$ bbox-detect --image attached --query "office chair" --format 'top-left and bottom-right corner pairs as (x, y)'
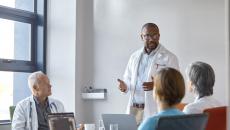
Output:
(9, 106), (16, 121)
(155, 113), (208, 130)
(204, 106), (227, 130)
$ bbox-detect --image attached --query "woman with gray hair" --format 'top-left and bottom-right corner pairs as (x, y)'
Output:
(183, 61), (222, 114)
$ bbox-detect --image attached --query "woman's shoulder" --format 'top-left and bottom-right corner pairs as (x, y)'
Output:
(183, 102), (203, 114)
(138, 116), (158, 130)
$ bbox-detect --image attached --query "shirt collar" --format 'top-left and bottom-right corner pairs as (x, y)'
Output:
(143, 43), (161, 56)
(33, 96), (49, 106)
(158, 108), (179, 114)
(194, 95), (212, 102)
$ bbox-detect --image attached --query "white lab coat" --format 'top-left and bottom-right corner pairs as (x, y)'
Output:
(123, 44), (179, 120)
(183, 96), (222, 114)
(12, 95), (65, 130)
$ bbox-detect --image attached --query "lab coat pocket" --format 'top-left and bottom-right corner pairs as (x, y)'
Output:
(155, 52), (169, 71)
(155, 63), (167, 71)
(150, 63), (167, 76)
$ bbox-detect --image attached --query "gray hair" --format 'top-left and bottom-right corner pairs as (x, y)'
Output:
(28, 71), (45, 91)
(186, 61), (215, 98)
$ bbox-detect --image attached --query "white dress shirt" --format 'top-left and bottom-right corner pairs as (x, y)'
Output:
(133, 47), (158, 104)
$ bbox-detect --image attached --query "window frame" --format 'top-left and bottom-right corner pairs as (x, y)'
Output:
(0, 0), (47, 73)
(0, 0), (47, 122)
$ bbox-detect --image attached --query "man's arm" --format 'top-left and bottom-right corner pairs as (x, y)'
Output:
(12, 103), (27, 130)
(121, 55), (135, 93)
(167, 54), (180, 70)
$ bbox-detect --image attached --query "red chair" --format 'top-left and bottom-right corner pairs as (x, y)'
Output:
(203, 106), (227, 130)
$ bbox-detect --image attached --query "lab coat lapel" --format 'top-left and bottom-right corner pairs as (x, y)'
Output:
(132, 49), (143, 89)
(29, 96), (38, 130)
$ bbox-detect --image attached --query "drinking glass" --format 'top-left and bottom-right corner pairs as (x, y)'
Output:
(109, 124), (118, 130)
(99, 127), (105, 130)
(98, 120), (105, 130)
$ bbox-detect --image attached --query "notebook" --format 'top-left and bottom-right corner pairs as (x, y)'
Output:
(47, 112), (76, 130)
(102, 114), (137, 130)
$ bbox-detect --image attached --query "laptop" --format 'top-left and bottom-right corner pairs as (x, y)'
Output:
(102, 114), (137, 130)
(47, 112), (76, 130)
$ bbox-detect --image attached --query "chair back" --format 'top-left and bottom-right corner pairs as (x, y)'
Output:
(9, 106), (16, 121)
(155, 113), (208, 130)
(203, 106), (227, 130)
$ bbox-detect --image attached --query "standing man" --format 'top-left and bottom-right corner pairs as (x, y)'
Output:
(117, 23), (179, 124)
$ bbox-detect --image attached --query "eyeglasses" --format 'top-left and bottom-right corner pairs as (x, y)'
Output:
(142, 33), (159, 40)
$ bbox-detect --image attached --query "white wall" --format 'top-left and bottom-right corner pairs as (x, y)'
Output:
(82, 0), (228, 122)
(47, 0), (229, 126)
(75, 0), (95, 123)
(46, 0), (76, 115)
(228, 0), (230, 129)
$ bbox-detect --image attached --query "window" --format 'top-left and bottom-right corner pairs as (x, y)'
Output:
(0, 18), (31, 61)
(0, 0), (47, 120)
(0, 0), (34, 12)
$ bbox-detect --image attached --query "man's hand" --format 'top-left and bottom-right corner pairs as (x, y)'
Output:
(76, 124), (84, 130)
(143, 76), (154, 91)
(143, 81), (154, 91)
(117, 79), (127, 92)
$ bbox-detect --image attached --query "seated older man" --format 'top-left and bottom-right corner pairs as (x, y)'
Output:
(12, 71), (65, 130)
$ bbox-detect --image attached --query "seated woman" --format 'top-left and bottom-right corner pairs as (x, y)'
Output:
(138, 67), (185, 130)
(183, 61), (222, 114)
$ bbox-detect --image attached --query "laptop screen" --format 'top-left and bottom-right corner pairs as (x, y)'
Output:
(48, 112), (76, 130)
(102, 114), (137, 130)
